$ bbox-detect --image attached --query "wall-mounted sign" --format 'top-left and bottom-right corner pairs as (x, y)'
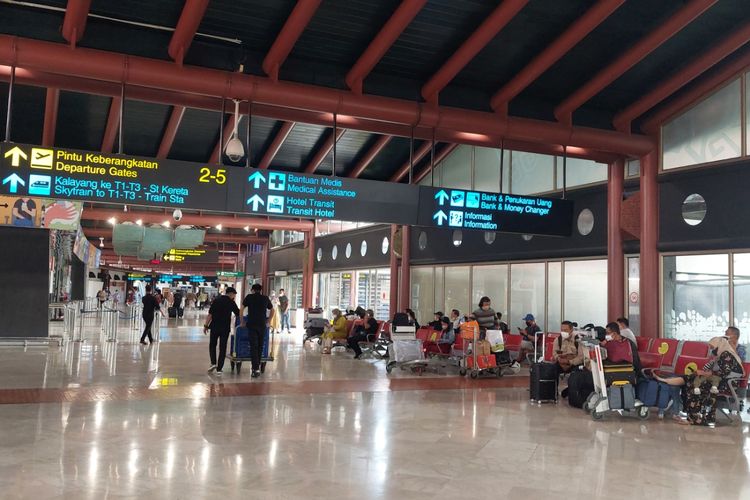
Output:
(217, 271), (244, 278)
(0, 194), (82, 230)
(189, 275), (207, 282)
(417, 187), (574, 237)
(0, 143), (574, 236)
(162, 248), (218, 263)
(127, 273), (150, 281)
(158, 274), (184, 282)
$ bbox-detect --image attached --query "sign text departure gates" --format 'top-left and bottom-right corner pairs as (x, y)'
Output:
(0, 143), (573, 236)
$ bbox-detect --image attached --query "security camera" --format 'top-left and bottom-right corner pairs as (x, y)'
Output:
(173, 209), (183, 221)
(225, 137), (245, 163)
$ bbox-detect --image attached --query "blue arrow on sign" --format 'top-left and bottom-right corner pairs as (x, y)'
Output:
(433, 210), (447, 226)
(2, 173), (25, 193)
(248, 171), (266, 189)
(246, 194), (265, 212)
(434, 189), (449, 205)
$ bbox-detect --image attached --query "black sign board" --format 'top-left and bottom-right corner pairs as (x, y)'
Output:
(417, 186), (574, 237)
(0, 143), (574, 236)
(162, 248), (219, 263)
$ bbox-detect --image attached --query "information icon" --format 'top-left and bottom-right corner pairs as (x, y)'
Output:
(449, 211), (464, 227)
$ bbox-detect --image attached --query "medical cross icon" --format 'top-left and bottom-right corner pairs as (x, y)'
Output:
(269, 172), (286, 191)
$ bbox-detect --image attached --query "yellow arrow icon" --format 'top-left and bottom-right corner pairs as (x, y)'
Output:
(4, 146), (28, 167)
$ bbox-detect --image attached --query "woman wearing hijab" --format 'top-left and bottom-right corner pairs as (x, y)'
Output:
(657, 336), (744, 426)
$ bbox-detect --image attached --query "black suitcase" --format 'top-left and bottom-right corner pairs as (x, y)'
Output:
(567, 369), (595, 408)
(168, 307), (177, 318)
(603, 362), (636, 386)
(530, 362), (558, 403)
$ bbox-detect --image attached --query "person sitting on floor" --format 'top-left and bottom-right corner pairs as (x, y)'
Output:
(348, 309), (379, 359)
(424, 316), (456, 356)
(656, 336), (745, 426)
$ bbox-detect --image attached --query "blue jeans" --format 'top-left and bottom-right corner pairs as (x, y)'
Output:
(281, 311), (290, 331)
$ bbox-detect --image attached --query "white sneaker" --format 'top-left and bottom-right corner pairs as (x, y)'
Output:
(710, 386), (719, 394)
(207, 365), (216, 373)
(215, 370), (223, 375)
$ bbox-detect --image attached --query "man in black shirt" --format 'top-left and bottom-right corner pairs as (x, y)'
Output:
(204, 287), (240, 375)
(348, 309), (379, 359)
(140, 285), (161, 345)
(242, 283), (274, 378)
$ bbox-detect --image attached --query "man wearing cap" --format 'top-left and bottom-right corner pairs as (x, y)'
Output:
(516, 313), (542, 364)
(204, 287), (241, 375)
(242, 283), (275, 378)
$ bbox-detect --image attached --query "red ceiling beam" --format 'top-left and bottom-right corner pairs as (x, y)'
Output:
(81, 208), (314, 231)
(348, 135), (393, 178)
(262, 0), (322, 81)
(413, 143), (459, 184)
(61, 0), (92, 47)
(421, 0), (528, 103)
(168, 0), (211, 64)
(490, 0), (625, 114)
(101, 96), (121, 153)
(209, 116), (237, 164)
(642, 49), (750, 134)
(390, 140), (432, 182)
(554, 0), (718, 124)
(42, 87), (59, 147)
(304, 128), (347, 174)
(156, 106), (185, 159)
(345, 0), (427, 93)
(0, 36), (653, 156)
(258, 121), (296, 169)
(614, 22), (750, 132)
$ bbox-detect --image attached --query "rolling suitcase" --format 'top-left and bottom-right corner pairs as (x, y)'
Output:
(603, 362), (636, 386)
(168, 307), (177, 318)
(530, 332), (558, 403)
(232, 326), (252, 359)
(567, 369), (595, 409)
(607, 382), (636, 410)
(636, 379), (672, 410)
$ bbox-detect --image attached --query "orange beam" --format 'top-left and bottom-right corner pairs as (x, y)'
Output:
(101, 96), (121, 153)
(61, 0), (92, 47)
(258, 121), (296, 169)
(390, 140), (432, 182)
(42, 87), (59, 147)
(168, 0), (211, 64)
(156, 106), (185, 159)
(413, 143), (459, 184)
(304, 128), (346, 174)
(209, 116), (236, 164)
(262, 0), (322, 80)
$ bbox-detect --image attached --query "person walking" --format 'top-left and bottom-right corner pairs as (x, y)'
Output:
(140, 285), (161, 345)
(242, 284), (274, 378)
(278, 288), (291, 334)
(203, 287), (241, 375)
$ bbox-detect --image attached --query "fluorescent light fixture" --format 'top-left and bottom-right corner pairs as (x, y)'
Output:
(108, 217), (117, 225)
(162, 220), (170, 227)
(243, 225), (250, 232)
(135, 219), (143, 226)
(215, 224), (223, 231)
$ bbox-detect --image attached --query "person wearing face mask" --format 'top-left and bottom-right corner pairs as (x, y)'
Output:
(656, 337), (744, 426)
(552, 321), (584, 377)
(616, 317), (637, 344)
(472, 297), (499, 338)
(725, 327), (746, 361)
(516, 313), (541, 365)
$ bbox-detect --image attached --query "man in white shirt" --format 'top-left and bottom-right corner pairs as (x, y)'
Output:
(617, 317), (637, 345)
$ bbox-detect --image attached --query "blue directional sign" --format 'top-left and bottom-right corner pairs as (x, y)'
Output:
(247, 194), (265, 211)
(2, 173), (25, 193)
(268, 172), (286, 191)
(434, 189), (449, 206)
(433, 210), (447, 226)
(450, 190), (465, 207)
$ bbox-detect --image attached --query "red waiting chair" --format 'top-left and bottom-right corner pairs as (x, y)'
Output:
(679, 340), (710, 358)
(638, 352), (663, 370)
(636, 337), (652, 353)
(671, 355), (711, 376)
(648, 338), (680, 369)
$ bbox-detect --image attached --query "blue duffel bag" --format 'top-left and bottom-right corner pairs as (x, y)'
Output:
(636, 379), (672, 409)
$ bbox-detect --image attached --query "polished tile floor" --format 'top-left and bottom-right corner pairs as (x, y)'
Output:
(0, 309), (748, 499)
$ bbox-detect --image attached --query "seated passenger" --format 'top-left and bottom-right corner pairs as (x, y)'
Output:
(322, 308), (348, 354)
(516, 313), (541, 364)
(450, 309), (462, 333)
(657, 337), (745, 426)
(348, 309), (379, 359)
(496, 312), (509, 335)
(603, 322), (635, 364)
(616, 317), (637, 344)
(553, 320), (583, 376)
(405, 308), (420, 329)
(726, 326), (746, 361)
(424, 316), (455, 356)
(428, 311), (444, 331)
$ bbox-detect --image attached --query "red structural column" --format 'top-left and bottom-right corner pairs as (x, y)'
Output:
(302, 230), (315, 309)
(399, 225), (411, 311)
(640, 150), (659, 338)
(42, 88), (59, 147)
(607, 159), (625, 321)
(389, 225), (399, 318)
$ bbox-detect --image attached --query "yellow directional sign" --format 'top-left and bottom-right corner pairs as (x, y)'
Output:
(30, 148), (54, 169)
(3, 146), (27, 167)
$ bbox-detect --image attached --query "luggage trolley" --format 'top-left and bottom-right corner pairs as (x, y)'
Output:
(228, 316), (276, 375)
(459, 325), (503, 379)
(385, 325), (429, 375)
(582, 340), (649, 420)
(303, 308), (328, 345)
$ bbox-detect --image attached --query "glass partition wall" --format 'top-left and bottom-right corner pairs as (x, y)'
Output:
(411, 258), (609, 332)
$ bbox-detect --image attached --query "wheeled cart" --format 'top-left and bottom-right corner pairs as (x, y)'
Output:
(582, 341), (649, 421)
(227, 324), (275, 375)
(458, 325), (503, 379)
